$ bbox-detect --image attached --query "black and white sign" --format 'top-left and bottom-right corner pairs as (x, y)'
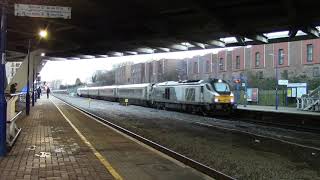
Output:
(14, 4), (71, 19)
(278, 79), (289, 86)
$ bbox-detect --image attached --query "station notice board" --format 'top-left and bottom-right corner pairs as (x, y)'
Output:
(247, 88), (259, 102)
(287, 83), (307, 98)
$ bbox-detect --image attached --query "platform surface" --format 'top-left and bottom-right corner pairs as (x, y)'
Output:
(237, 104), (320, 116)
(0, 97), (211, 180)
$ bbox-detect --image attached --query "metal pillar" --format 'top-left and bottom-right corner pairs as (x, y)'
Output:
(275, 60), (279, 110)
(32, 58), (35, 106)
(26, 40), (31, 115)
(0, 6), (7, 156)
(236, 82), (240, 105)
(244, 79), (247, 107)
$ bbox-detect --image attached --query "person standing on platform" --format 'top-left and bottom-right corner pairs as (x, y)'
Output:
(37, 87), (41, 99)
(9, 83), (17, 94)
(46, 87), (51, 99)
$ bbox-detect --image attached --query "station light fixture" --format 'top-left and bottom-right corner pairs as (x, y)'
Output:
(39, 29), (48, 38)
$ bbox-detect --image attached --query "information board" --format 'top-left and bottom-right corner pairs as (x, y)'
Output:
(247, 88), (259, 102)
(14, 4), (71, 19)
(287, 83), (307, 98)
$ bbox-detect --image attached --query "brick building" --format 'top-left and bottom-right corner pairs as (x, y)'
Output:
(114, 39), (320, 85)
(187, 39), (320, 82)
(130, 63), (145, 84)
(114, 64), (131, 85)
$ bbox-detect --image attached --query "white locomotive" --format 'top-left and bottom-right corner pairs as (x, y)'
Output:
(77, 79), (235, 112)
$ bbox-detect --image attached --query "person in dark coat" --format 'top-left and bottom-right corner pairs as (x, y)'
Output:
(46, 87), (51, 99)
(10, 83), (17, 94)
(37, 87), (41, 98)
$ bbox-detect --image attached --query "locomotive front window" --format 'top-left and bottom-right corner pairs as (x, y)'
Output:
(212, 82), (230, 93)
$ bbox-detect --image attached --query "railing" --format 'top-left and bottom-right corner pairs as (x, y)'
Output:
(5, 93), (24, 147)
(305, 86), (320, 98)
(296, 86), (320, 112)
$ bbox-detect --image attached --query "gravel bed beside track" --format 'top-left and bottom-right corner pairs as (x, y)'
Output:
(54, 94), (320, 180)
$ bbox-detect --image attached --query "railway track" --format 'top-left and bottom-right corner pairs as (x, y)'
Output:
(54, 92), (320, 134)
(54, 95), (236, 180)
(193, 122), (320, 152)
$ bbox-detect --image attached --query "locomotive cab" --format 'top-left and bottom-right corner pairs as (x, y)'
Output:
(205, 79), (235, 110)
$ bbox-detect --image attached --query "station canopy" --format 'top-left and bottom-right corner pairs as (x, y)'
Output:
(3, 0), (320, 61)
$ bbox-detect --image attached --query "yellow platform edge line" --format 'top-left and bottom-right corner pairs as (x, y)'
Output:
(51, 99), (123, 180)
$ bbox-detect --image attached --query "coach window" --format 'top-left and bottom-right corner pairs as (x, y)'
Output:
(165, 88), (170, 99)
(307, 44), (313, 62)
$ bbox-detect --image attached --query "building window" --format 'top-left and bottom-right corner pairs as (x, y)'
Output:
(255, 52), (260, 67)
(235, 56), (240, 69)
(205, 60), (210, 73)
(307, 44), (313, 62)
(256, 71), (263, 79)
(219, 58), (224, 71)
(278, 49), (284, 65)
(281, 70), (288, 79)
(193, 62), (198, 73)
(313, 67), (320, 77)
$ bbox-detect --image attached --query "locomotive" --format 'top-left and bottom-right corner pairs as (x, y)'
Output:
(77, 79), (236, 113)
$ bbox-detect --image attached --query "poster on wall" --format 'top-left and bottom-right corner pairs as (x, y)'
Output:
(287, 88), (292, 97)
(291, 88), (297, 98)
(247, 88), (252, 101)
(297, 87), (307, 98)
(247, 88), (259, 102)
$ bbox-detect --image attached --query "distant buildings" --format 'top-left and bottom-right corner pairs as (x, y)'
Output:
(115, 63), (132, 85)
(115, 59), (186, 85)
(114, 39), (320, 85)
(49, 80), (63, 90)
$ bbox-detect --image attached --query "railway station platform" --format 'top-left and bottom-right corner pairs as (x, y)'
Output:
(237, 105), (320, 116)
(235, 104), (320, 132)
(0, 97), (211, 180)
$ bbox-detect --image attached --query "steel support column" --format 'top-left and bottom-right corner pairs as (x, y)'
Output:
(0, 6), (7, 156)
(32, 58), (35, 106)
(26, 40), (31, 115)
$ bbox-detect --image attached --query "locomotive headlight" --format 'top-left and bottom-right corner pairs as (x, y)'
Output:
(214, 98), (219, 103)
(230, 97), (234, 103)
(230, 92), (234, 97)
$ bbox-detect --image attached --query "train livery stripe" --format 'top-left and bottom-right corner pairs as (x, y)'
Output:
(51, 99), (123, 180)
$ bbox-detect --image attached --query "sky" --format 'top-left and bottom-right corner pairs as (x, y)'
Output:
(40, 48), (233, 85)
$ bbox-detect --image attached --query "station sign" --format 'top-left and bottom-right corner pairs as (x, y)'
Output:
(278, 79), (289, 86)
(14, 4), (71, 19)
